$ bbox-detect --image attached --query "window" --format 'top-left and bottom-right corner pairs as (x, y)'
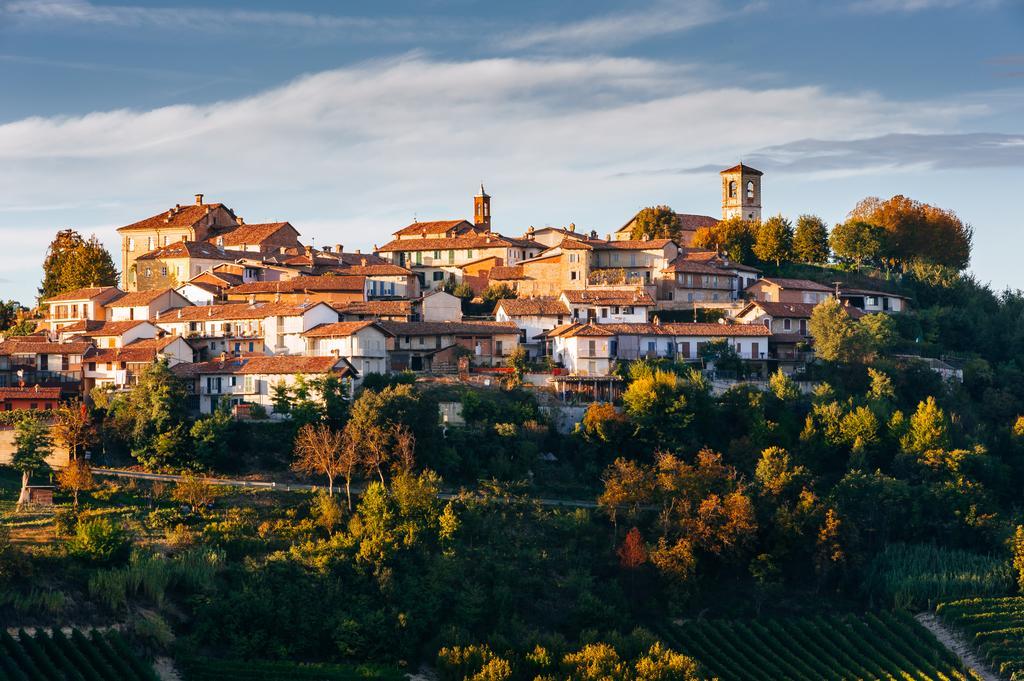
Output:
(647, 341), (656, 353)
(728, 180), (737, 198)
(746, 181), (755, 199)
(447, 250), (454, 264)
(432, 271), (444, 281)
(147, 236), (154, 250)
(433, 250), (441, 259)
(783, 318), (791, 331)
(570, 271), (578, 281)
(588, 340), (596, 356)
(145, 268), (152, 277)
(495, 340), (503, 356)
(466, 250), (473, 258)
(127, 237), (136, 251)
(163, 235), (169, 246)
(161, 266), (168, 276)
(600, 308), (608, 318)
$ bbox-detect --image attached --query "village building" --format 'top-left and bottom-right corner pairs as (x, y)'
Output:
(0, 386), (61, 411)
(335, 300), (415, 322)
(745, 277), (834, 305)
(58, 320), (160, 348)
(379, 320), (520, 372)
(302, 321), (393, 379)
(660, 250), (761, 308)
(224, 275), (367, 305)
(173, 355), (357, 415)
(104, 288), (192, 322)
(493, 298), (571, 358)
(558, 289), (654, 323)
(151, 301), (338, 359)
(41, 286), (123, 332)
(839, 287), (909, 314)
(0, 339), (90, 393)
(83, 336), (194, 392)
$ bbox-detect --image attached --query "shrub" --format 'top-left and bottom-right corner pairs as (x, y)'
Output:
(69, 517), (130, 563)
(53, 506), (79, 538)
(133, 610), (175, 651)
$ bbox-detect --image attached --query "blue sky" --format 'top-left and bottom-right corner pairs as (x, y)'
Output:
(0, 0), (1022, 302)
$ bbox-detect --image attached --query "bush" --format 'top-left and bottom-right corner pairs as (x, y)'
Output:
(69, 517), (130, 563)
(134, 610), (175, 651)
(53, 506), (79, 538)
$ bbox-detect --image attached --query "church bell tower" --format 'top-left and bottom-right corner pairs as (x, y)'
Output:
(721, 163), (763, 222)
(474, 184), (491, 231)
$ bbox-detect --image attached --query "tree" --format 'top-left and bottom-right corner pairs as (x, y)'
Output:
(630, 205), (679, 241)
(622, 367), (692, 444)
(768, 368), (799, 402)
(830, 220), (884, 267)
(1012, 525), (1024, 593)
(692, 216), (756, 263)
(451, 282), (475, 300)
(505, 345), (528, 385)
(850, 195), (972, 270)
(618, 526), (648, 569)
(0, 300), (26, 332)
(13, 413), (52, 508)
(52, 401), (93, 460)
(57, 457), (94, 508)
(808, 298), (869, 363)
(599, 457), (655, 533)
(106, 359), (189, 469)
(481, 283), (516, 305)
(753, 215), (793, 266)
(172, 474), (217, 510)
(189, 406), (233, 469)
(292, 423), (346, 496)
(39, 229), (118, 300)
(754, 447), (805, 496)
(901, 396), (950, 454)
(337, 428), (363, 510)
(793, 214), (830, 264)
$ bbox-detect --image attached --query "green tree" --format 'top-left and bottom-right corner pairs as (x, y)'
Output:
(901, 396), (950, 454)
(0, 300), (26, 332)
(622, 367), (692, 444)
(629, 205), (679, 241)
(755, 446), (805, 497)
(505, 345), (528, 385)
(39, 229), (118, 299)
(189, 406), (233, 469)
(12, 412), (52, 507)
(768, 368), (799, 402)
(451, 282), (475, 300)
(808, 298), (868, 363)
(793, 214), (830, 264)
(753, 215), (794, 266)
(482, 283), (517, 305)
(830, 220), (884, 267)
(1012, 525), (1024, 593)
(107, 359), (189, 469)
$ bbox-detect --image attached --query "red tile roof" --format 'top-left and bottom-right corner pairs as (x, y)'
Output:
(488, 265), (524, 280)
(0, 340), (92, 356)
(302, 321), (393, 338)
(153, 301), (330, 323)
(173, 355), (350, 376)
(560, 289), (655, 306)
(376, 233), (539, 252)
(227, 275), (366, 294)
(60, 320), (153, 337)
(334, 300), (413, 317)
(379, 321), (519, 336)
(593, 239), (676, 250)
(547, 322), (616, 338)
(494, 298), (570, 316)
(207, 222), (298, 247)
(757, 278), (833, 292)
(0, 386), (61, 400)
(340, 264), (412, 276)
(104, 288), (181, 308)
(392, 219), (477, 237)
(136, 241), (249, 261)
(117, 202), (233, 233)
(43, 286), (122, 304)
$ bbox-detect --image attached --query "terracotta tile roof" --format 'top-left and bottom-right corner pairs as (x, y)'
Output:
(302, 321), (393, 338)
(153, 301), (330, 323)
(720, 163), (763, 176)
(0, 386), (61, 400)
(547, 322), (615, 338)
(193, 271), (244, 288)
(207, 222), (297, 247)
(377, 233), (539, 252)
(0, 340), (92, 356)
(660, 322), (771, 337)
(334, 300), (413, 317)
(561, 289), (655, 306)
(136, 241), (248, 261)
(117, 202), (232, 232)
(340, 264), (412, 276)
(178, 281), (222, 295)
(558, 238), (595, 251)
(43, 286), (122, 303)
(661, 259), (726, 275)
(173, 355), (350, 377)
(392, 219), (477, 237)
(379, 321), (519, 336)
(84, 345), (159, 363)
(104, 288), (180, 308)
(593, 239), (676, 250)
(740, 301), (819, 318)
(335, 251), (386, 266)
(227, 275), (366, 294)
(757, 278), (833, 292)
(494, 298), (570, 316)
(60, 320), (152, 337)
(488, 265), (524, 280)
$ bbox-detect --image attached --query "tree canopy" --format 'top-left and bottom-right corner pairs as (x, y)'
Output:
(39, 229), (118, 300)
(629, 205), (679, 241)
(793, 214), (830, 264)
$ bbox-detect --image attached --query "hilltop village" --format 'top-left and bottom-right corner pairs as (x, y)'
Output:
(1, 163), (918, 413)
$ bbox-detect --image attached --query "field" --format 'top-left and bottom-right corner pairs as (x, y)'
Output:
(937, 597), (1024, 680)
(662, 611), (981, 681)
(0, 628), (157, 681)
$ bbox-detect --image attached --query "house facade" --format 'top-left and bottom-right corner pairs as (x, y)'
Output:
(302, 321), (393, 379)
(42, 287), (123, 331)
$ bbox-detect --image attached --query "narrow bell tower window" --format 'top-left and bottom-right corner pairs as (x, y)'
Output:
(728, 180), (737, 198)
(746, 181), (755, 199)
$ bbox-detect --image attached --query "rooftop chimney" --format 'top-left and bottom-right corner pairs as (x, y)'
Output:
(361, 257), (367, 267)
(355, 248), (361, 255)
(335, 244), (343, 254)
(237, 217), (244, 225)
(305, 245), (313, 257)
(195, 193), (204, 205)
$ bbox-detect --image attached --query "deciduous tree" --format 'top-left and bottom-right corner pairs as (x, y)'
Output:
(13, 413), (52, 508)
(629, 205), (679, 240)
(292, 423), (346, 496)
(753, 215), (794, 266)
(692, 216), (757, 263)
(57, 457), (94, 508)
(830, 220), (884, 267)
(793, 214), (830, 264)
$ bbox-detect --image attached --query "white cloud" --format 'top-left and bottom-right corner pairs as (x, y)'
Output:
(503, 0), (760, 51)
(848, 0), (1001, 12)
(0, 54), (994, 299)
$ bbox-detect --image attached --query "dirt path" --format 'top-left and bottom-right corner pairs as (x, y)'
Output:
(915, 612), (1003, 681)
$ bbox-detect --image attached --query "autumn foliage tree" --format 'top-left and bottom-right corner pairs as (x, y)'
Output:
(692, 216), (757, 263)
(850, 195), (972, 270)
(39, 229), (118, 300)
(57, 457), (94, 508)
(629, 205), (679, 240)
(292, 423), (346, 496)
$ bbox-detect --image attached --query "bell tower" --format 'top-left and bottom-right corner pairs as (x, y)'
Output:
(474, 184), (491, 231)
(720, 163), (763, 222)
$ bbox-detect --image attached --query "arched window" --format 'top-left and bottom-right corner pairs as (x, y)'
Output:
(746, 181), (755, 199)
(728, 180), (737, 198)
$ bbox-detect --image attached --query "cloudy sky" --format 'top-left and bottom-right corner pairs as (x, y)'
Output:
(0, 0), (1022, 302)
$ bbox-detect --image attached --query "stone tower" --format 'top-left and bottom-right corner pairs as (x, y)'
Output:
(720, 163), (763, 222)
(474, 184), (491, 231)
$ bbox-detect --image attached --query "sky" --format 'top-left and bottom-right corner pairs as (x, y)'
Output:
(0, 0), (1022, 303)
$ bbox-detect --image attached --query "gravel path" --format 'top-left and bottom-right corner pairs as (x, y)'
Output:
(915, 612), (1003, 681)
